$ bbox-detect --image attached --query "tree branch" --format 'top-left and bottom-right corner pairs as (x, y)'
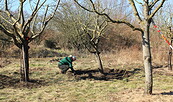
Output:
(4, 0), (19, 26)
(0, 13), (13, 25)
(30, 0), (61, 42)
(19, 0), (25, 27)
(149, 0), (166, 20)
(0, 23), (21, 48)
(128, 0), (142, 23)
(44, 0), (61, 24)
(149, 0), (159, 9)
(41, 5), (49, 28)
(13, 22), (23, 42)
(134, 0), (143, 4)
(22, 0), (46, 33)
(0, 23), (14, 37)
(74, 0), (143, 33)
(74, 0), (93, 12)
(99, 21), (108, 36)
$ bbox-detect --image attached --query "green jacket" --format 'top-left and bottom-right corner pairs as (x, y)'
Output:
(58, 57), (73, 68)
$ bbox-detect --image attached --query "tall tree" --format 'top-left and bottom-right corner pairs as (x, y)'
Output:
(74, 0), (166, 94)
(0, 0), (60, 82)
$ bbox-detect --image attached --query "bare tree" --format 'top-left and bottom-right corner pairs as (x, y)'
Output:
(74, 0), (166, 94)
(153, 2), (173, 70)
(162, 10), (173, 71)
(52, 2), (84, 50)
(156, 3), (173, 70)
(168, 27), (173, 70)
(0, 0), (60, 82)
(52, 1), (108, 73)
(80, 15), (108, 73)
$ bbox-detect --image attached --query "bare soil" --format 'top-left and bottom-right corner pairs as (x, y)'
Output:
(67, 68), (141, 81)
(0, 68), (139, 89)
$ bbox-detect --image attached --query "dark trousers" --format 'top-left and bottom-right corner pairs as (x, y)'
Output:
(58, 64), (69, 73)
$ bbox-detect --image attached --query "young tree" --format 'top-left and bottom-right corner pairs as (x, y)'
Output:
(155, 3), (173, 70)
(74, 0), (166, 94)
(52, 1), (108, 73)
(79, 15), (108, 73)
(0, 0), (60, 82)
(168, 27), (173, 70)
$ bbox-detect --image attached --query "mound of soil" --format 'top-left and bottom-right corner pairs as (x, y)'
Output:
(67, 68), (140, 81)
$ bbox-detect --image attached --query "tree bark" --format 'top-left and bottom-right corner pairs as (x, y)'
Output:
(142, 20), (153, 94)
(142, 1), (153, 94)
(21, 40), (29, 82)
(95, 52), (104, 73)
(168, 39), (172, 70)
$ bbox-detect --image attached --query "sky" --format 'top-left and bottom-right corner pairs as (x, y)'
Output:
(0, 0), (57, 14)
(0, 0), (172, 16)
(1, 0), (172, 11)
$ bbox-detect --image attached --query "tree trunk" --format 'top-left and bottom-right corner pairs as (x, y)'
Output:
(168, 39), (172, 70)
(95, 52), (104, 73)
(20, 40), (29, 82)
(142, 20), (153, 94)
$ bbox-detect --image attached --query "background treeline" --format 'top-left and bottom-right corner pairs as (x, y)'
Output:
(0, 0), (172, 59)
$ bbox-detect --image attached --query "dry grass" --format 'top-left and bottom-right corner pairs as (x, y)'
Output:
(1, 50), (173, 102)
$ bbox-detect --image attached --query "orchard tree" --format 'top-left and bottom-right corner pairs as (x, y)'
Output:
(0, 0), (60, 82)
(155, 3), (173, 70)
(74, 0), (166, 94)
(79, 14), (108, 73)
(52, 1), (108, 73)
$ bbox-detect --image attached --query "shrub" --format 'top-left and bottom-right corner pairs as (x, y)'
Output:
(44, 39), (57, 49)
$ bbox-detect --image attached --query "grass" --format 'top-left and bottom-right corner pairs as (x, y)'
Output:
(0, 54), (173, 102)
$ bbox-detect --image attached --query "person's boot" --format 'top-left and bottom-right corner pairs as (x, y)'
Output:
(61, 70), (66, 74)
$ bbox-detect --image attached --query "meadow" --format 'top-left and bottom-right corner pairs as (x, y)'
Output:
(0, 49), (173, 102)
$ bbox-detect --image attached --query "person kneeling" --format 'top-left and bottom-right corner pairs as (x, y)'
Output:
(58, 55), (76, 74)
